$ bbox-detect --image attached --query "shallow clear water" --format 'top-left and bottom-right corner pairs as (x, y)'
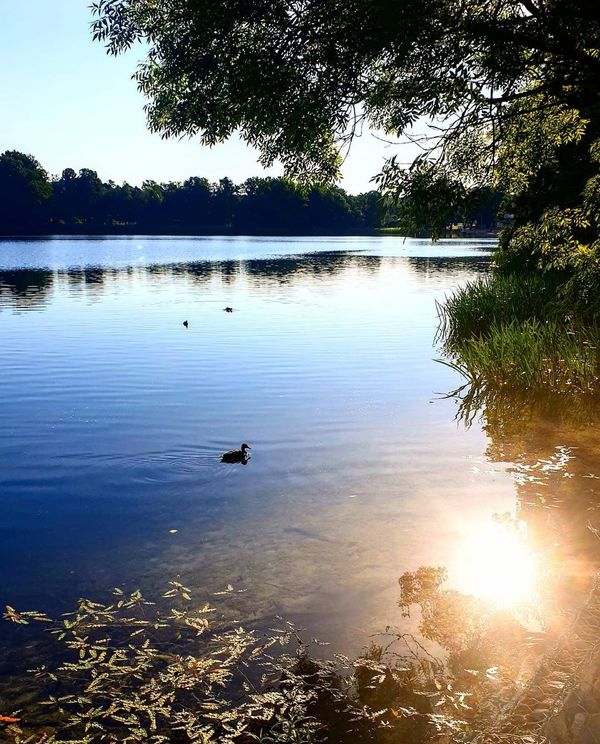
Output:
(2, 235), (597, 655)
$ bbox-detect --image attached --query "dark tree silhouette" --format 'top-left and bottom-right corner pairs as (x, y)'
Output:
(0, 150), (393, 236)
(0, 152), (53, 232)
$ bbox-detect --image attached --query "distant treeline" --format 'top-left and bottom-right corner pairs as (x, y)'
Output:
(0, 150), (383, 235)
(0, 150), (501, 236)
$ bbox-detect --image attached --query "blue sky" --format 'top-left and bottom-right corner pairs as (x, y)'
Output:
(0, 0), (407, 193)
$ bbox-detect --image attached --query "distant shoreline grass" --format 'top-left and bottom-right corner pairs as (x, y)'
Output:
(438, 274), (600, 394)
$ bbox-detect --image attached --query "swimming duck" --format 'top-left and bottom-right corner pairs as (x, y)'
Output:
(224, 307), (233, 313)
(183, 320), (189, 328)
(220, 443), (251, 463)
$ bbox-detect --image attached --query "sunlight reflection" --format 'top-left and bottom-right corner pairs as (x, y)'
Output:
(455, 519), (538, 609)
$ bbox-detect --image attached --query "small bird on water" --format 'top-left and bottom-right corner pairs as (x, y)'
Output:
(220, 443), (251, 464)
(183, 320), (189, 328)
(224, 307), (233, 313)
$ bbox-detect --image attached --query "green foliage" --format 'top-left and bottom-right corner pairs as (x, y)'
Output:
(0, 151), (53, 230)
(493, 99), (600, 310)
(437, 274), (558, 345)
(0, 151), (382, 235)
(377, 158), (470, 239)
(90, 0), (598, 180)
(438, 273), (600, 395)
(447, 318), (600, 394)
(91, 0), (600, 285)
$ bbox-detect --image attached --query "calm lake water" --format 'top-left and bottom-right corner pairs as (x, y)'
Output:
(1, 235), (599, 656)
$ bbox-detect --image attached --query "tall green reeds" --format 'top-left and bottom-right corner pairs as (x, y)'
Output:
(438, 274), (600, 394)
(449, 318), (600, 392)
(437, 274), (558, 345)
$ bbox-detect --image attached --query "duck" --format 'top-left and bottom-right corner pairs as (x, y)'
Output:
(224, 307), (233, 313)
(220, 443), (251, 463)
(183, 320), (189, 328)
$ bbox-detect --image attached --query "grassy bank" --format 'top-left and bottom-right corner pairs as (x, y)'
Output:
(438, 274), (600, 394)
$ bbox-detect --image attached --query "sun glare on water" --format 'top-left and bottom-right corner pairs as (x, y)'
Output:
(455, 520), (538, 609)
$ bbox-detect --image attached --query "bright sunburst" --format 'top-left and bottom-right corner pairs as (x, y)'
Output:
(455, 519), (538, 609)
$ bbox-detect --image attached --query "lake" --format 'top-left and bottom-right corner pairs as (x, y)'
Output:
(1, 235), (598, 657)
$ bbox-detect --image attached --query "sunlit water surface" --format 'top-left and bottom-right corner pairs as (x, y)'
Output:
(1, 235), (599, 656)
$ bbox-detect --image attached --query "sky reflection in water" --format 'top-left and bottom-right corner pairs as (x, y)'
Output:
(0, 236), (598, 653)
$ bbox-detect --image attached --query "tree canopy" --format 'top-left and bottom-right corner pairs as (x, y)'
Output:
(0, 151), (53, 231)
(0, 151), (387, 234)
(91, 0), (600, 297)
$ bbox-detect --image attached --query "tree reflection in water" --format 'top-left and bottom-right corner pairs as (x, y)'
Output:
(395, 381), (600, 741)
(0, 252), (383, 313)
(454, 383), (600, 611)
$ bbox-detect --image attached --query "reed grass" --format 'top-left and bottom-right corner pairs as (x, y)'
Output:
(438, 274), (600, 394)
(437, 274), (558, 345)
(447, 318), (600, 393)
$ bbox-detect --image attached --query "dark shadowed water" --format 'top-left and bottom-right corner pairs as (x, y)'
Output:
(1, 235), (599, 656)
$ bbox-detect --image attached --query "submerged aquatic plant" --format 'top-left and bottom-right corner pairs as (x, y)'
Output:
(0, 579), (461, 744)
(4, 569), (600, 743)
(1, 580), (331, 743)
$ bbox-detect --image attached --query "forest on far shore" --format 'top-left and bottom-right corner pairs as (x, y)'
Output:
(0, 150), (501, 236)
